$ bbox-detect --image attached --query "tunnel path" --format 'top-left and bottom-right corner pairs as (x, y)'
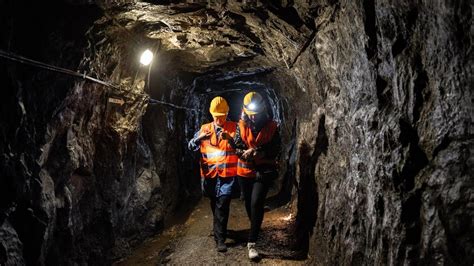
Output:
(114, 197), (307, 265)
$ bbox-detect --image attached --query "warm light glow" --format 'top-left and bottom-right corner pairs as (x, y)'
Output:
(248, 103), (256, 110)
(140, 49), (153, 66)
(281, 213), (293, 221)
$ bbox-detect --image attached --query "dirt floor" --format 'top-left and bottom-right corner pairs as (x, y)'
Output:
(114, 197), (308, 265)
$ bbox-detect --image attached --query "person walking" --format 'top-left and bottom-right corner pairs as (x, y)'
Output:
(232, 91), (281, 260)
(188, 96), (238, 252)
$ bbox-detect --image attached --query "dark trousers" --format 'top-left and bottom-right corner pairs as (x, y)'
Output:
(202, 177), (234, 243)
(238, 176), (270, 242)
(210, 195), (231, 243)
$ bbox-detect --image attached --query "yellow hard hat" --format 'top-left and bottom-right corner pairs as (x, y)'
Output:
(243, 92), (264, 115)
(209, 96), (229, 116)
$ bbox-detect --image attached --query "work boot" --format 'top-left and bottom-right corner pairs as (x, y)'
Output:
(247, 242), (259, 260)
(217, 241), (227, 252)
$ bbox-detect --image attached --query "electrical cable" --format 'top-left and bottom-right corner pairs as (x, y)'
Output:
(149, 98), (196, 111)
(0, 49), (195, 111)
(0, 49), (120, 89)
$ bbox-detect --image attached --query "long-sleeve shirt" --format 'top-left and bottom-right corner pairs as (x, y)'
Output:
(188, 125), (223, 151)
(188, 129), (203, 151)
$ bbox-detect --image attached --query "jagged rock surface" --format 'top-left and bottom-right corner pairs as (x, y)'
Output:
(288, 1), (473, 265)
(0, 1), (162, 264)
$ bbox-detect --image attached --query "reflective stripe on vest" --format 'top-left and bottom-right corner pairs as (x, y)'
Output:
(237, 160), (256, 178)
(237, 161), (253, 169)
(237, 120), (278, 178)
(208, 162), (239, 170)
(199, 121), (237, 179)
(203, 150), (236, 159)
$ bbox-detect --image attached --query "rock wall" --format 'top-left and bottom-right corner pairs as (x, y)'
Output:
(0, 1), (172, 264)
(286, 0), (473, 265)
(0, 2), (103, 264)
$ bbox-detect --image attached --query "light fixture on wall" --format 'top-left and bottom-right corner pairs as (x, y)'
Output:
(139, 47), (157, 94)
(139, 49), (154, 66)
(0, 47), (195, 111)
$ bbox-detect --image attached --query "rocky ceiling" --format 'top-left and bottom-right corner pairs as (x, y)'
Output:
(98, 1), (315, 72)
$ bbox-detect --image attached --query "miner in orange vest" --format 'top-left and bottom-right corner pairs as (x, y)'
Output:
(187, 96), (238, 253)
(231, 91), (281, 260)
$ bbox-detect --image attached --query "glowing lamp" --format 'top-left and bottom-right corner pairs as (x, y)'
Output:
(140, 49), (153, 66)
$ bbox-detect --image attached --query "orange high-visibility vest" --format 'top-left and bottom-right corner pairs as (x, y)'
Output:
(199, 121), (238, 179)
(237, 120), (278, 178)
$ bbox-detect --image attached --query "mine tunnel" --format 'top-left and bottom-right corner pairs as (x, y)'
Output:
(0, 0), (472, 265)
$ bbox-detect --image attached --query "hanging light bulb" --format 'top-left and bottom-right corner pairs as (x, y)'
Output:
(140, 49), (153, 66)
(248, 102), (256, 110)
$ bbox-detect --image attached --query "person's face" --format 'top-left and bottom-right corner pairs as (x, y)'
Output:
(213, 115), (226, 126)
(248, 110), (264, 123)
